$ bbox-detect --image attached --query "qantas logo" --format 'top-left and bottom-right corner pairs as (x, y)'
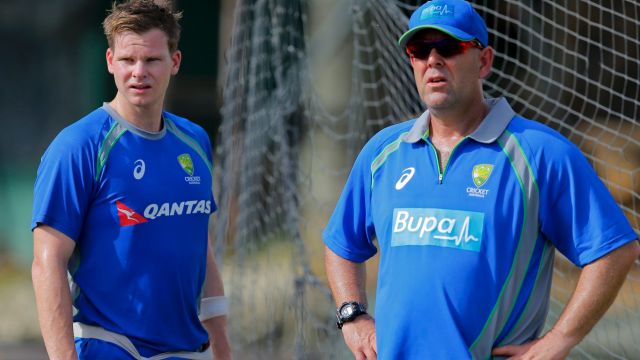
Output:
(116, 201), (148, 226)
(115, 199), (211, 226)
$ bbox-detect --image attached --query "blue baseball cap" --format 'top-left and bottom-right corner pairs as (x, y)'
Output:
(398, 0), (489, 49)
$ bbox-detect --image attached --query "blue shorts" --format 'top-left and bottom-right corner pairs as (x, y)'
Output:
(75, 338), (133, 360)
(74, 338), (192, 360)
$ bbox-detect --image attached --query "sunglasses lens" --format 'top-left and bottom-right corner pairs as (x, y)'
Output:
(406, 40), (469, 59)
(437, 43), (464, 57)
(406, 42), (429, 58)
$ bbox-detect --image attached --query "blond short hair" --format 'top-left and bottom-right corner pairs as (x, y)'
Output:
(103, 0), (182, 53)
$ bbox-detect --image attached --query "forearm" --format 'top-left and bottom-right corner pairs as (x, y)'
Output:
(202, 315), (229, 353)
(325, 246), (377, 358)
(32, 252), (76, 359)
(202, 239), (231, 358)
(548, 240), (640, 346)
(324, 246), (368, 306)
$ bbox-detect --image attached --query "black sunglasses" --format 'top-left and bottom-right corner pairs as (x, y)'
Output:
(406, 38), (484, 60)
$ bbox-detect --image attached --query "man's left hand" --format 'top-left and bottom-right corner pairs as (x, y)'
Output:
(491, 331), (574, 360)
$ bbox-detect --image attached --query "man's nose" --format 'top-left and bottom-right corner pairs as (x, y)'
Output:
(132, 61), (147, 79)
(426, 49), (444, 67)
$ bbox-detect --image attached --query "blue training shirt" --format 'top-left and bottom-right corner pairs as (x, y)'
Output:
(32, 104), (216, 356)
(323, 98), (637, 359)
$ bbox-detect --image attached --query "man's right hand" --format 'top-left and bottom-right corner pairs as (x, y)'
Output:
(342, 314), (377, 360)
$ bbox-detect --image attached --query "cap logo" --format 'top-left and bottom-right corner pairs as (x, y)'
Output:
(421, 4), (454, 19)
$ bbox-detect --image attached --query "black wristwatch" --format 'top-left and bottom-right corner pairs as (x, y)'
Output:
(336, 301), (367, 329)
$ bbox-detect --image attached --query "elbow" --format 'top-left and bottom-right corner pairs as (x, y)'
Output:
(31, 255), (47, 286)
(632, 239), (640, 260)
(31, 250), (67, 286)
(619, 239), (640, 270)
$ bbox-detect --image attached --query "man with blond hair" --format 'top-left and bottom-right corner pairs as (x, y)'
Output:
(31, 1), (231, 358)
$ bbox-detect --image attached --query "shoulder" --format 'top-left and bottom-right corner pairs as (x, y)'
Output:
(45, 108), (113, 158)
(505, 115), (596, 189)
(163, 111), (213, 165)
(163, 111), (210, 143)
(506, 116), (578, 153)
(37, 108), (113, 189)
(360, 119), (417, 161)
(507, 116), (590, 171)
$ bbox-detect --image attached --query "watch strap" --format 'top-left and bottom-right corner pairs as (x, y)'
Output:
(336, 301), (368, 329)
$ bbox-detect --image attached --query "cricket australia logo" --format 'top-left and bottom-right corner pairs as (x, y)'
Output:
(178, 153), (201, 185)
(467, 164), (493, 198)
(391, 208), (484, 252)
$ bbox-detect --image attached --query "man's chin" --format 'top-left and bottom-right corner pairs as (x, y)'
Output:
(423, 95), (453, 110)
(126, 96), (154, 108)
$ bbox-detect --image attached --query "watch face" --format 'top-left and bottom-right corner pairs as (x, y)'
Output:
(341, 305), (355, 318)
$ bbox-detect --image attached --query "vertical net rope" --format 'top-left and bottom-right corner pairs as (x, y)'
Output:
(216, 0), (639, 358)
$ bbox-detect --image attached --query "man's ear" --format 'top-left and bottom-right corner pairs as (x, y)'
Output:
(171, 50), (182, 75)
(106, 48), (115, 74)
(479, 46), (494, 79)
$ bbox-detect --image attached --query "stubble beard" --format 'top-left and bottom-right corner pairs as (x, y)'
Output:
(423, 89), (456, 112)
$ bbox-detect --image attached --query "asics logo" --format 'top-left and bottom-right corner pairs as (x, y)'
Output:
(395, 167), (416, 190)
(133, 159), (145, 180)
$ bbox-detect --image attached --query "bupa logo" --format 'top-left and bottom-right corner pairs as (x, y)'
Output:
(467, 164), (493, 198)
(115, 199), (212, 226)
(391, 208), (484, 252)
(395, 167), (416, 190)
(421, 4), (454, 19)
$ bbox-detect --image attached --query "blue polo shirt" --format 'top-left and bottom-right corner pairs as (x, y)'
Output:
(323, 98), (637, 359)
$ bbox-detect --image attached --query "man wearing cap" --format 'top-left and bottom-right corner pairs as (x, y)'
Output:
(323, 0), (640, 359)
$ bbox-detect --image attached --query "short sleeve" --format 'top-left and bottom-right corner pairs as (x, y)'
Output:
(323, 145), (378, 263)
(31, 129), (96, 241)
(538, 140), (636, 266)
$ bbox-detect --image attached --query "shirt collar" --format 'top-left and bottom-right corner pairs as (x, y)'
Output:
(102, 102), (166, 140)
(401, 97), (516, 144)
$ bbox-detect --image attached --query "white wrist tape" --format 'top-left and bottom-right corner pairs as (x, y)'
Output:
(199, 296), (229, 321)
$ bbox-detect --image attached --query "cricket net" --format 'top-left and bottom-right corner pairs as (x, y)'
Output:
(215, 0), (640, 358)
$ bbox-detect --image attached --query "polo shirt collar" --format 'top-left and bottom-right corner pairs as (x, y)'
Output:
(402, 97), (515, 144)
(102, 102), (167, 140)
